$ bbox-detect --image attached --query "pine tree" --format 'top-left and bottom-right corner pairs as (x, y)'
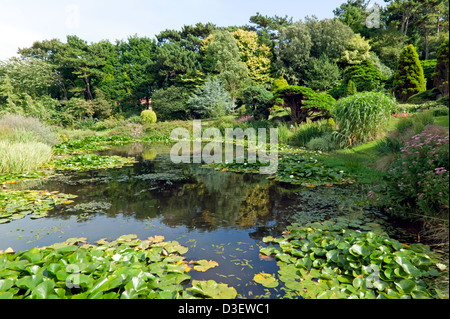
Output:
(393, 45), (427, 102)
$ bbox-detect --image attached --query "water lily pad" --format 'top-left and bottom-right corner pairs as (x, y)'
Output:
(192, 260), (219, 272)
(253, 272), (278, 288)
(187, 280), (237, 299)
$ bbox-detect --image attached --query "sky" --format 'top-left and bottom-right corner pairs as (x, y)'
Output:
(0, 0), (386, 60)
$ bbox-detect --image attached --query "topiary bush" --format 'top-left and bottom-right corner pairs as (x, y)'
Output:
(141, 109), (157, 124)
(393, 45), (427, 102)
(332, 92), (396, 147)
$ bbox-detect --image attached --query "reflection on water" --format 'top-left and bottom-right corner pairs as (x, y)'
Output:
(0, 142), (396, 299)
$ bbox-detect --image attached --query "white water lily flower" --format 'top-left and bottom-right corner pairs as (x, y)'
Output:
(289, 175), (294, 179)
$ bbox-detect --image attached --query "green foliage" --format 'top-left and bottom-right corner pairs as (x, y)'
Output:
(433, 37), (449, 96)
(0, 141), (52, 175)
(238, 85), (273, 120)
(140, 110), (157, 124)
(306, 133), (339, 152)
(260, 222), (445, 299)
(370, 132), (449, 219)
(332, 92), (397, 147)
(52, 154), (136, 171)
(304, 55), (342, 92)
(421, 59), (438, 90)
(151, 86), (189, 121)
(394, 45), (427, 102)
(53, 135), (134, 155)
(346, 80), (357, 96)
(340, 33), (371, 65)
(209, 154), (347, 187)
(0, 190), (76, 224)
(202, 30), (250, 100)
(271, 76), (289, 93)
(0, 235), (232, 299)
(329, 59), (386, 99)
(274, 85), (335, 123)
(187, 77), (233, 118)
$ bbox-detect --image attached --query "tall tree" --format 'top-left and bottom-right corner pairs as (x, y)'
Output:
(231, 29), (272, 85)
(273, 21), (312, 85)
(333, 0), (370, 34)
(202, 30), (250, 107)
(55, 36), (109, 100)
(150, 42), (202, 89)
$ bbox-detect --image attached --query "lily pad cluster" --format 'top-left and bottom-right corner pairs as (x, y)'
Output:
(0, 190), (77, 224)
(0, 234), (236, 299)
(54, 135), (135, 155)
(209, 154), (348, 186)
(51, 154), (136, 171)
(258, 222), (446, 299)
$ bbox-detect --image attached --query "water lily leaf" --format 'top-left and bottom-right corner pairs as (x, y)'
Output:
(31, 280), (56, 299)
(192, 260), (219, 272)
(16, 274), (44, 290)
(394, 279), (416, 295)
(148, 235), (164, 244)
(0, 279), (14, 292)
(253, 273), (278, 288)
(349, 244), (370, 257)
(394, 257), (422, 276)
(0, 289), (14, 299)
(188, 280), (237, 299)
(121, 288), (139, 299)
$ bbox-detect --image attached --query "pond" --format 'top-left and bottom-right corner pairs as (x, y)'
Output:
(0, 142), (406, 299)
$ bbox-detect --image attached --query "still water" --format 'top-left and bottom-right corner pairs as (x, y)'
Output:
(0, 142), (390, 298)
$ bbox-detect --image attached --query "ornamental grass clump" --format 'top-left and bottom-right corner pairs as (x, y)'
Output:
(332, 92), (396, 147)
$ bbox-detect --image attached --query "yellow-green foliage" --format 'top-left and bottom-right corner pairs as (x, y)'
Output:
(141, 110), (157, 124)
(0, 140), (52, 174)
(393, 45), (426, 102)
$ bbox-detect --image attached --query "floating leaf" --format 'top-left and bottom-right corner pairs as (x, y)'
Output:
(192, 260), (219, 272)
(187, 280), (237, 299)
(253, 273), (278, 288)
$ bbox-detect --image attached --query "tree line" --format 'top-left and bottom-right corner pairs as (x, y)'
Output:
(0, 0), (448, 126)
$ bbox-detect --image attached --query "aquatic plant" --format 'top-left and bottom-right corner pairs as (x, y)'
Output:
(258, 222), (446, 299)
(52, 154), (136, 171)
(0, 234), (234, 299)
(0, 190), (77, 223)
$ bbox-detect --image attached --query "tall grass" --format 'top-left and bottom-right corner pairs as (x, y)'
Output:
(332, 92), (396, 147)
(0, 140), (52, 174)
(0, 114), (59, 146)
(278, 119), (334, 147)
(0, 114), (57, 175)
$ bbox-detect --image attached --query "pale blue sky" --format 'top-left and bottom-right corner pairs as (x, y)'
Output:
(0, 0), (386, 60)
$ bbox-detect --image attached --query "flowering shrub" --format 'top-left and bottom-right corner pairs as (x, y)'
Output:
(235, 116), (254, 123)
(392, 112), (412, 118)
(370, 132), (449, 218)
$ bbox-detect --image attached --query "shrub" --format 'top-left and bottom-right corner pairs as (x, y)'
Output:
(433, 37), (449, 96)
(370, 132), (449, 220)
(393, 45), (427, 102)
(187, 77), (233, 119)
(237, 85), (273, 120)
(332, 92), (396, 147)
(0, 140), (52, 174)
(420, 59), (438, 90)
(285, 119), (334, 147)
(151, 86), (190, 121)
(274, 85), (335, 124)
(306, 133), (338, 152)
(141, 110), (157, 124)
